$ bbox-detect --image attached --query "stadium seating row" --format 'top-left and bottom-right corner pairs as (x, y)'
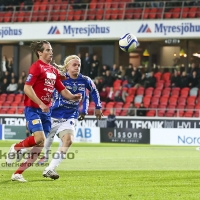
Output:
(2, 3), (200, 22)
(1, 86), (200, 117)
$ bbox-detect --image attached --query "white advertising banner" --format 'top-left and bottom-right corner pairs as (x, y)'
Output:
(54, 127), (100, 143)
(151, 129), (200, 146)
(1, 19), (200, 41)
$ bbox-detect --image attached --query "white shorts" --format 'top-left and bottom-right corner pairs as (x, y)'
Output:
(48, 118), (77, 139)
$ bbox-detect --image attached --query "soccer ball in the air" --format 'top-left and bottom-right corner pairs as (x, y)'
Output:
(119, 33), (139, 52)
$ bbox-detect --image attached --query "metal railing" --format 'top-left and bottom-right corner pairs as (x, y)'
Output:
(1, 1), (199, 23)
(0, 106), (199, 117)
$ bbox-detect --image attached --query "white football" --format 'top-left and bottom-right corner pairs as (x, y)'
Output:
(119, 33), (139, 52)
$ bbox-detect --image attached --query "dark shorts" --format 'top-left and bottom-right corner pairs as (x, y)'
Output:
(24, 107), (52, 137)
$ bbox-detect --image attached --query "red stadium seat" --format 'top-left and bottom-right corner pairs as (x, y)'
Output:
(171, 87), (180, 97)
(0, 12), (4, 22)
(176, 105), (185, 117)
(153, 89), (162, 97)
(17, 108), (24, 114)
(60, 2), (68, 10)
(188, 7), (197, 18)
(164, 81), (171, 88)
(33, 2), (40, 11)
(105, 0), (112, 9)
(60, 11), (67, 21)
(96, 9), (104, 20)
(128, 87), (137, 96)
(31, 11), (39, 21)
(40, 2), (48, 11)
(133, 8), (142, 19)
(7, 109), (16, 114)
(88, 102), (95, 115)
(156, 8), (163, 18)
(143, 96), (151, 108)
(187, 96), (196, 106)
(160, 96), (168, 106)
(4, 12), (12, 22)
(89, 2), (97, 9)
(157, 105), (166, 117)
(149, 8), (157, 19)
(113, 80), (122, 88)
(181, 7), (189, 18)
(125, 8), (134, 19)
(87, 9), (96, 20)
(180, 87), (190, 98)
(136, 87), (145, 96)
(162, 72), (171, 81)
(74, 10), (82, 21)
(164, 12), (172, 19)
(168, 96), (177, 106)
(96, 2), (104, 9)
(7, 94), (15, 102)
(0, 109), (9, 114)
(115, 102), (124, 115)
(105, 9), (112, 20)
(172, 7), (181, 18)
(67, 10), (74, 21)
(156, 82), (164, 89)
(196, 7), (200, 17)
(150, 96), (159, 108)
(145, 87), (154, 96)
(126, 95), (134, 103)
(50, 11), (59, 21)
(154, 72), (162, 81)
(165, 105), (176, 117)
(143, 8), (150, 19)
(118, 9), (124, 19)
(111, 2), (118, 8)
(162, 88), (170, 97)
(119, 2), (126, 9)
(104, 102), (116, 115)
(111, 9), (118, 20)
(184, 105), (194, 117)
(53, 4), (60, 10)
(24, 12), (31, 22)
(178, 97), (186, 106)
(146, 110), (156, 116)
(38, 11), (48, 21)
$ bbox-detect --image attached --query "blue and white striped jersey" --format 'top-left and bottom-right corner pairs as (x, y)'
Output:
(51, 73), (102, 119)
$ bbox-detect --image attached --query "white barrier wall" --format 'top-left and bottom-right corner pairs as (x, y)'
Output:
(151, 129), (200, 146)
(1, 19), (200, 41)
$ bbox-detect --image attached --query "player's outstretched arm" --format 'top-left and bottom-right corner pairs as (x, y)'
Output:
(24, 85), (49, 112)
(60, 89), (82, 101)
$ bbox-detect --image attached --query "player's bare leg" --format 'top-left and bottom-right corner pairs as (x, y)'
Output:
(37, 136), (54, 165)
(43, 131), (73, 180)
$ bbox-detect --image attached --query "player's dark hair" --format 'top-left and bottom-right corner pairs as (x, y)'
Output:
(30, 40), (50, 58)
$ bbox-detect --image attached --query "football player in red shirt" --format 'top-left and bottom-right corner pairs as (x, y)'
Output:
(6, 40), (82, 182)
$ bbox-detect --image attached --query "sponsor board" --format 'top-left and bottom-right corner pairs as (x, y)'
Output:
(54, 127), (100, 143)
(151, 129), (200, 146)
(1, 20), (200, 41)
(0, 125), (2, 140)
(78, 117), (200, 129)
(3, 125), (26, 140)
(100, 128), (150, 144)
(1, 115), (200, 129)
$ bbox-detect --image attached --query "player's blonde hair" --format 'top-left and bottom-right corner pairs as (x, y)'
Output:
(53, 55), (81, 75)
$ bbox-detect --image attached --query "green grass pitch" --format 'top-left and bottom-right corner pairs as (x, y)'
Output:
(0, 140), (200, 200)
